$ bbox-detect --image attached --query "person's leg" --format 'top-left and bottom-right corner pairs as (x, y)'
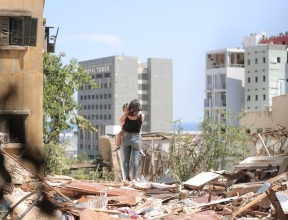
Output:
(132, 147), (140, 180)
(122, 145), (131, 180)
(130, 134), (141, 180)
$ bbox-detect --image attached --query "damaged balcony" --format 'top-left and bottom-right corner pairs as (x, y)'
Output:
(207, 51), (245, 69)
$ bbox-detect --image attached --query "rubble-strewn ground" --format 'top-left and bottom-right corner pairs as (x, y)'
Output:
(2, 152), (288, 220)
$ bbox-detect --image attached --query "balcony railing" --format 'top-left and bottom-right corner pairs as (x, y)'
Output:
(229, 64), (244, 68)
(215, 101), (226, 107)
(207, 63), (225, 69)
(204, 99), (210, 108)
(215, 83), (226, 90)
(206, 84), (213, 90)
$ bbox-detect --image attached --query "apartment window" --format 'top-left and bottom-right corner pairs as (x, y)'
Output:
(80, 95), (83, 100)
(96, 115), (98, 119)
(88, 105), (90, 110)
(263, 76), (266, 82)
(84, 95), (87, 100)
(92, 95), (94, 99)
(0, 17), (38, 46)
(108, 104), (111, 109)
(263, 94), (266, 100)
(96, 105), (98, 109)
(104, 94), (107, 99)
(104, 73), (110, 77)
(108, 94), (112, 98)
(247, 77), (250, 83)
(255, 95), (258, 101)
(104, 104), (107, 109)
(263, 57), (266, 63)
(84, 105), (86, 110)
(277, 57), (281, 63)
(247, 59), (250, 65)
(100, 94), (103, 99)
(100, 104), (102, 109)
(92, 115), (94, 120)
(96, 94), (98, 99)
(104, 115), (107, 120)
(0, 115), (25, 144)
(88, 95), (90, 99)
(255, 77), (258, 82)
(92, 105), (94, 109)
(255, 58), (258, 64)
(247, 95), (250, 101)
(257, 128), (263, 133)
(108, 115), (111, 120)
(100, 115), (103, 120)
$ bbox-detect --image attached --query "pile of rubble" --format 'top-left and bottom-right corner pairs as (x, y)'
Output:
(2, 151), (288, 219)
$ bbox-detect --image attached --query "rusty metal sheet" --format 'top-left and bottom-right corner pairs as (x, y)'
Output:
(67, 182), (109, 194)
(167, 210), (225, 220)
(106, 187), (144, 197)
(108, 195), (137, 205)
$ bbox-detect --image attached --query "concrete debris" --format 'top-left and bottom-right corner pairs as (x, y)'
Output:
(3, 151), (288, 219)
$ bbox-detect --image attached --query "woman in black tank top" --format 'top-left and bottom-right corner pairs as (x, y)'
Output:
(122, 99), (145, 182)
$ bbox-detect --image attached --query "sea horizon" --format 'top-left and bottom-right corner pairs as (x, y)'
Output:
(173, 122), (201, 131)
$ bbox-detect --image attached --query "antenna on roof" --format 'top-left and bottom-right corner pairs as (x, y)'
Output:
(122, 42), (124, 56)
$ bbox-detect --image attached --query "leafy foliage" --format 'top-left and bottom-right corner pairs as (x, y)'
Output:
(169, 110), (253, 181)
(43, 143), (77, 176)
(43, 52), (98, 144)
(78, 150), (88, 163)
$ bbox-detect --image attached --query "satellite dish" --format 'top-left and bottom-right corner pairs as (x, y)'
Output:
(262, 105), (271, 112)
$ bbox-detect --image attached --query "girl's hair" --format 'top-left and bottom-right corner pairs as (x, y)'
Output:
(128, 99), (142, 116)
(122, 103), (129, 111)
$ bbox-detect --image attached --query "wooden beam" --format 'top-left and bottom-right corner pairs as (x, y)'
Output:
(266, 189), (286, 220)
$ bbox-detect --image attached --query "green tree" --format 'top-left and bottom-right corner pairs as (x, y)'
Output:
(43, 52), (97, 144)
(78, 150), (88, 163)
(169, 110), (253, 181)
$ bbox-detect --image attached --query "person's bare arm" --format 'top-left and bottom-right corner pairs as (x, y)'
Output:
(120, 114), (127, 127)
(141, 114), (145, 123)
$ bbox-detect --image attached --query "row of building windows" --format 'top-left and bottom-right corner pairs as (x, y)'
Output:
(79, 144), (99, 150)
(247, 76), (265, 83)
(83, 104), (112, 110)
(81, 83), (112, 90)
(246, 57), (283, 65)
(92, 73), (111, 79)
(247, 57), (268, 65)
(138, 74), (148, 80)
(247, 94), (266, 101)
(83, 115), (112, 120)
(80, 93), (112, 100)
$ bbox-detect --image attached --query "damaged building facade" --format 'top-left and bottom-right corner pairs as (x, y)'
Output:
(0, 0), (45, 154)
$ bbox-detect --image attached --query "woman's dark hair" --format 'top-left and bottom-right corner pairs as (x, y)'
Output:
(128, 99), (142, 116)
(122, 103), (129, 111)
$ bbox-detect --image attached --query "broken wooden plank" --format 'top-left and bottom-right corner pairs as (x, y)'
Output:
(232, 184), (281, 217)
(266, 188), (286, 220)
(184, 172), (222, 190)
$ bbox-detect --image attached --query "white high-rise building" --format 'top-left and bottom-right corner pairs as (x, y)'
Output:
(244, 44), (288, 111)
(204, 48), (245, 124)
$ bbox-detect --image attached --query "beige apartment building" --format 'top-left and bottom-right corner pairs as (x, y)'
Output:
(240, 94), (288, 133)
(0, 0), (45, 155)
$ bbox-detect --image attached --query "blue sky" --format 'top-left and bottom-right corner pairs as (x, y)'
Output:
(44, 0), (288, 123)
